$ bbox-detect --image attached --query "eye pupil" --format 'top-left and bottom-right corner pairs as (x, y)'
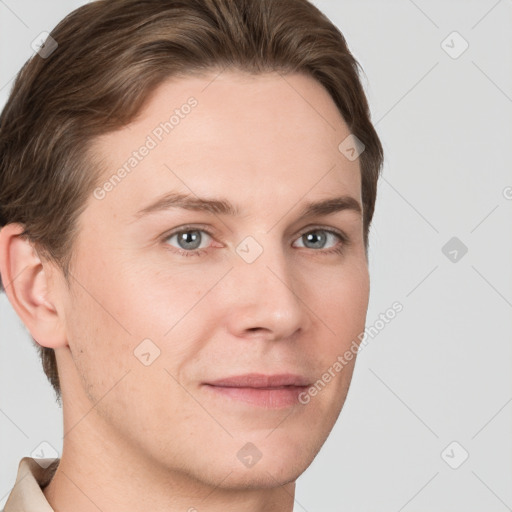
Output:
(178, 230), (201, 250)
(304, 231), (326, 249)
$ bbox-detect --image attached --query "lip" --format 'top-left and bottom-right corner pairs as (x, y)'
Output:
(202, 373), (311, 408)
(205, 373), (311, 388)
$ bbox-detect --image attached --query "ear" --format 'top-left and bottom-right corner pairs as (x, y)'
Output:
(0, 223), (68, 349)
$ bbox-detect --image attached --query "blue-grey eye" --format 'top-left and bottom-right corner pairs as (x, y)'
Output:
(167, 229), (211, 251)
(295, 230), (340, 250)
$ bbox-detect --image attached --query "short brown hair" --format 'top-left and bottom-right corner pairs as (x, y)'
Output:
(0, 0), (383, 404)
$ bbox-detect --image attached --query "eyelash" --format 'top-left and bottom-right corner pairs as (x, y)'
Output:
(161, 224), (350, 258)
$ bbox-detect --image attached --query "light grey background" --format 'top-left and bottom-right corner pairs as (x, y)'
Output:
(1, 1), (511, 510)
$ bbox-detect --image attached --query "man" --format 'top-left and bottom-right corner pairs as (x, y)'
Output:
(0, 0), (383, 510)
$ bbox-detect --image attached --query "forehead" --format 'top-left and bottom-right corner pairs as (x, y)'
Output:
(88, 70), (361, 221)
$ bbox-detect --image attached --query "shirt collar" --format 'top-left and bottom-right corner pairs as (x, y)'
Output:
(3, 457), (59, 512)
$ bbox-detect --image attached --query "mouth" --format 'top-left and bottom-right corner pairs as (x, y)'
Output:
(202, 373), (311, 408)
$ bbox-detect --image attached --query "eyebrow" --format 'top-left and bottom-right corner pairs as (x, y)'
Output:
(133, 192), (362, 220)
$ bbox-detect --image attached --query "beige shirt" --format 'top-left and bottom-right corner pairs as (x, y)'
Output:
(2, 457), (59, 512)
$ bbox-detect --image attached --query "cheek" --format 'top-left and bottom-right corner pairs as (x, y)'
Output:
(311, 259), (370, 339)
(77, 252), (201, 341)
(64, 286), (133, 395)
(79, 261), (215, 396)
(129, 268), (221, 346)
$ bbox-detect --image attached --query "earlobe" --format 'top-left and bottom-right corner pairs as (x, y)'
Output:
(0, 223), (68, 349)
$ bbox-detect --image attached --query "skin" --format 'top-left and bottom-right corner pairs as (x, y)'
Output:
(0, 70), (370, 512)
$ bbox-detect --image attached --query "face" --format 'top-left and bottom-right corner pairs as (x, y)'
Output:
(51, 70), (370, 489)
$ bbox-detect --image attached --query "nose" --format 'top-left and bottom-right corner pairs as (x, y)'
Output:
(223, 236), (312, 341)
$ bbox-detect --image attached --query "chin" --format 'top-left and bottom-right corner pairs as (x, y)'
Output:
(223, 440), (318, 490)
(213, 461), (305, 491)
